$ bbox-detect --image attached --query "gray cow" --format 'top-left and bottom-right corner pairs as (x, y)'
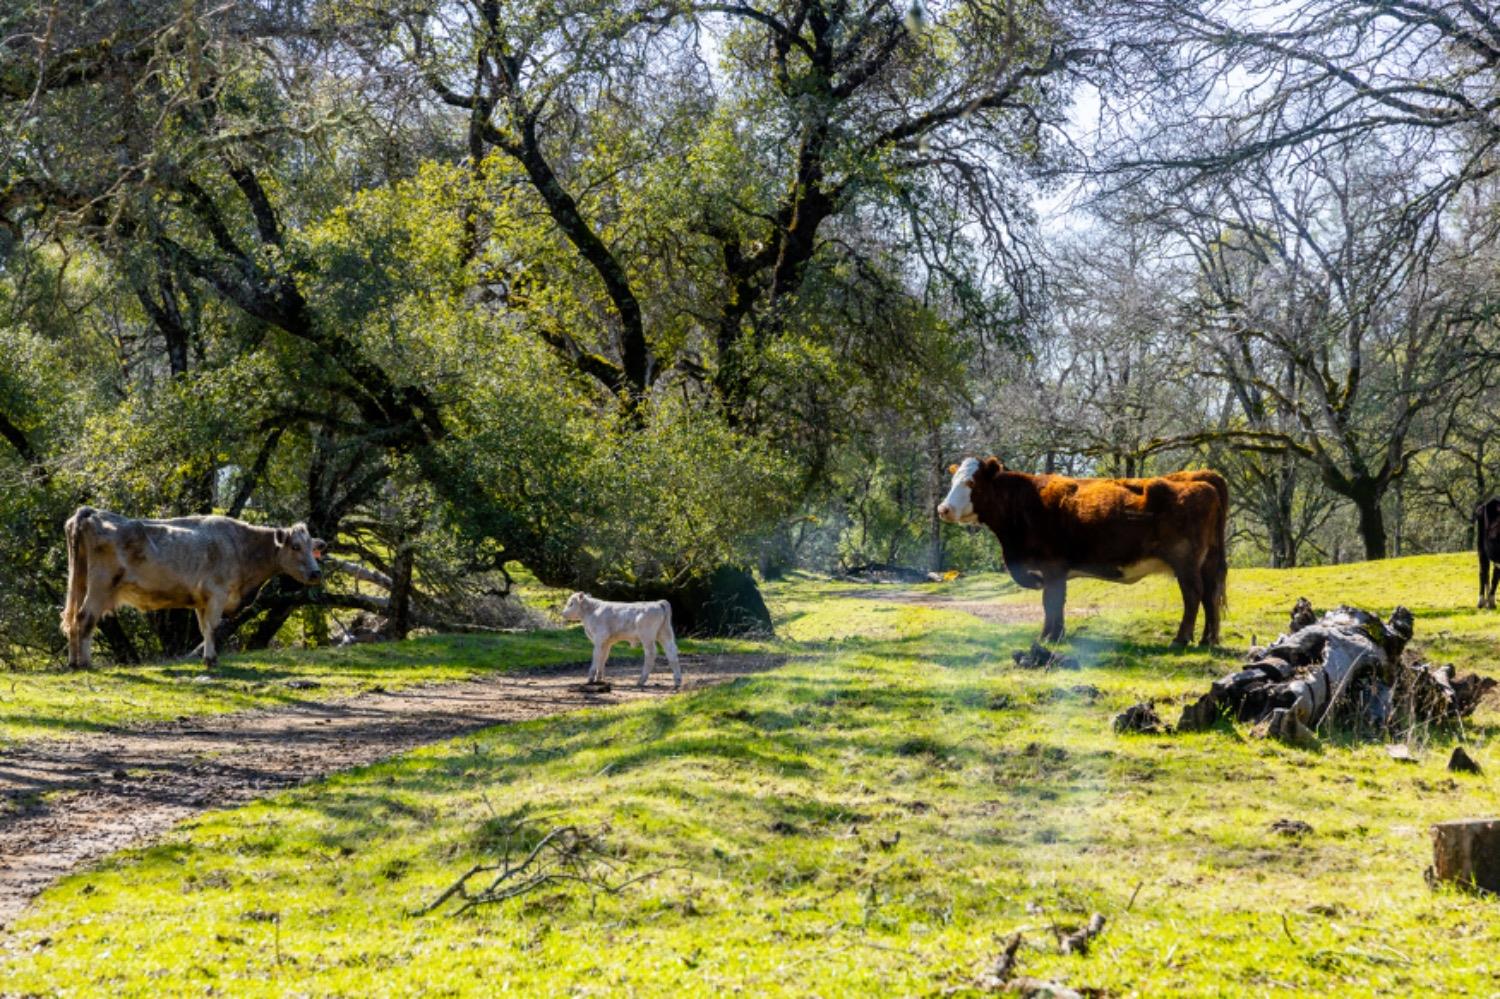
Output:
(62, 507), (324, 669)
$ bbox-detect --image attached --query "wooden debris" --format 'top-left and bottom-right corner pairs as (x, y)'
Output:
(991, 932), (1023, 981)
(1170, 600), (1494, 746)
(1448, 746), (1483, 775)
(1057, 912), (1106, 955)
(1429, 818), (1500, 894)
(1270, 818), (1313, 838)
(1113, 702), (1163, 734)
(1011, 643), (1080, 671)
(1004, 980), (1083, 998)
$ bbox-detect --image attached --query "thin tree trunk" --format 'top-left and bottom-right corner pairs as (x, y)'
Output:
(388, 543), (415, 640)
(1354, 491), (1389, 561)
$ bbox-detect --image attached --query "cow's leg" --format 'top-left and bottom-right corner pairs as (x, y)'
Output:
(62, 537), (89, 670)
(1171, 566), (1201, 647)
(1481, 551), (1492, 609)
(1198, 559), (1222, 647)
(73, 600), (105, 670)
(1040, 580), (1067, 643)
(1488, 559), (1499, 610)
(73, 570), (114, 670)
(638, 627), (656, 687)
(661, 624), (682, 689)
(196, 598), (225, 669)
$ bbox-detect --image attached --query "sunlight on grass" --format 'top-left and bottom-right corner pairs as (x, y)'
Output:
(3, 554), (1499, 995)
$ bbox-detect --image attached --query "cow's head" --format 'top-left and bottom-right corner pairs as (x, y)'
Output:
(560, 591), (588, 621)
(273, 523), (323, 586)
(937, 456), (1002, 525)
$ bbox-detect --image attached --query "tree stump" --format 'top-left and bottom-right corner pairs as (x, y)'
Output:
(1429, 819), (1500, 893)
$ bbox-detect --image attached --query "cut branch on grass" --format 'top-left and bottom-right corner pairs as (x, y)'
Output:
(413, 822), (673, 917)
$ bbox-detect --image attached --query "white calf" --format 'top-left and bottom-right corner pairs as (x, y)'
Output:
(560, 592), (682, 689)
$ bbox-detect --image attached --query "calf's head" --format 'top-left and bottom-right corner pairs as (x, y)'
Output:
(273, 523), (323, 585)
(937, 456), (1001, 525)
(560, 591), (588, 621)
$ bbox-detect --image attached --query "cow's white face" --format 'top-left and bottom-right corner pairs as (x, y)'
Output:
(274, 524), (324, 585)
(560, 592), (586, 621)
(937, 457), (981, 525)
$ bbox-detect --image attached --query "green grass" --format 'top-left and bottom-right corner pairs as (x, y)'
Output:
(4, 553), (1500, 995)
(0, 629), (753, 750)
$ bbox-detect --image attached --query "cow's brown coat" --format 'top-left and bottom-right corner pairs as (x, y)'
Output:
(946, 459), (1229, 646)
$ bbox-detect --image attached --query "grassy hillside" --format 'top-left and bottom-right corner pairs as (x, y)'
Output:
(3, 553), (1499, 995)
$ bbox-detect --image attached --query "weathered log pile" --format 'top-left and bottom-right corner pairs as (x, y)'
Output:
(1157, 600), (1494, 745)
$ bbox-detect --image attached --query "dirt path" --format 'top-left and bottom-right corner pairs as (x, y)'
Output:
(0, 652), (784, 929)
(845, 586), (1043, 625)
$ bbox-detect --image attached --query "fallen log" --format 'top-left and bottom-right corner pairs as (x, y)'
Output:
(1171, 600), (1495, 745)
(1429, 819), (1500, 894)
(322, 556), (393, 589)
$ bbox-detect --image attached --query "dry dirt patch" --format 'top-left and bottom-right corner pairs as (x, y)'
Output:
(0, 652), (784, 928)
(845, 587), (1043, 626)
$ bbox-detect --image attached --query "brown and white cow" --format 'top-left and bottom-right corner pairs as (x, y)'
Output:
(61, 507), (324, 669)
(937, 458), (1228, 646)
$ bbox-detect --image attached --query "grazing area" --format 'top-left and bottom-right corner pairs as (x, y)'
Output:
(9, 1), (1500, 994)
(2, 555), (1497, 995)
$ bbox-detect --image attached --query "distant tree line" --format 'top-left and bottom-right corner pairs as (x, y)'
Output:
(4, 1), (1500, 663)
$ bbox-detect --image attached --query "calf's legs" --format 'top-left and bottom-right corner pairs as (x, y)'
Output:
(638, 629), (656, 687)
(636, 623), (683, 689)
(662, 627), (682, 689)
(588, 639), (614, 683)
(1482, 552), (1499, 609)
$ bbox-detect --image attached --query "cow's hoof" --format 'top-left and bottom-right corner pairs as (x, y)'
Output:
(636, 680), (647, 688)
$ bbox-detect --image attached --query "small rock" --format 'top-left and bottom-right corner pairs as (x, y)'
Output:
(1448, 746), (1483, 774)
(284, 679), (321, 690)
(111, 769), (127, 780)
(191, 675), (215, 685)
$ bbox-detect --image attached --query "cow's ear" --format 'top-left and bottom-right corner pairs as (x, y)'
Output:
(274, 528), (288, 546)
(980, 457), (1004, 478)
(312, 538), (327, 560)
(947, 463), (958, 475)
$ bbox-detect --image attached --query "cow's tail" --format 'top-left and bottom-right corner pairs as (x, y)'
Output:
(62, 506), (95, 633)
(1204, 473), (1229, 613)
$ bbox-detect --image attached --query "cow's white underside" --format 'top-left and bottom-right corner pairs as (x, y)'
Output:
(1069, 557), (1171, 583)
